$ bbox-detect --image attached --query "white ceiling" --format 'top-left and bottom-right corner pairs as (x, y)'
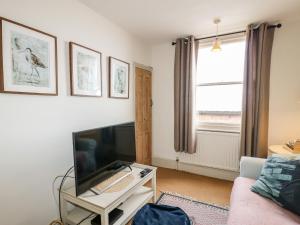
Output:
(79, 0), (300, 44)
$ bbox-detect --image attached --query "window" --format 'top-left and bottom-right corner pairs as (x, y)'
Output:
(196, 39), (246, 127)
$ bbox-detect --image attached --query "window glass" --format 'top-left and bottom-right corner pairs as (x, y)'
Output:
(196, 39), (246, 126)
(197, 41), (245, 84)
(196, 84), (243, 112)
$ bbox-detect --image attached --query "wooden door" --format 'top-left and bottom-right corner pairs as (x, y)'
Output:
(135, 67), (152, 165)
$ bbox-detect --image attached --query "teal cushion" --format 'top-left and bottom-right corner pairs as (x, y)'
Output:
(251, 155), (300, 215)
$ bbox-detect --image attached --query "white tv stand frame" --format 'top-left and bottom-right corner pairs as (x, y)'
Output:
(61, 163), (157, 225)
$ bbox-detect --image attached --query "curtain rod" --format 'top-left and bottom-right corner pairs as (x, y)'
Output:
(171, 23), (282, 45)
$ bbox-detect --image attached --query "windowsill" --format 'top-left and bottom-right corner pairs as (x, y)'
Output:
(197, 122), (241, 133)
(197, 111), (241, 115)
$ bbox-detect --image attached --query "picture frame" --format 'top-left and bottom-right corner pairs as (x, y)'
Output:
(69, 42), (102, 97)
(109, 57), (130, 99)
(0, 17), (58, 95)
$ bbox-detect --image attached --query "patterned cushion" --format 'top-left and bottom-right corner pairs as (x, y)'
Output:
(251, 155), (300, 216)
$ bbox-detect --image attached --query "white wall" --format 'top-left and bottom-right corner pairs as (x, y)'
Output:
(151, 43), (177, 160)
(269, 18), (300, 144)
(151, 18), (300, 162)
(0, 0), (150, 224)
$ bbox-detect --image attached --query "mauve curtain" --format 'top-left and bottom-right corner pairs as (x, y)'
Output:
(174, 36), (198, 154)
(240, 23), (275, 158)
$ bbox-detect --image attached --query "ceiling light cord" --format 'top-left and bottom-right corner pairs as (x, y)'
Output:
(215, 18), (220, 39)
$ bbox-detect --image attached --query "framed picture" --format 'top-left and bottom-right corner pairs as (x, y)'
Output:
(0, 17), (57, 95)
(109, 57), (130, 99)
(69, 42), (102, 97)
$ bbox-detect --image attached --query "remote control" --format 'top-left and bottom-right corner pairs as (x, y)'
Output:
(140, 168), (152, 178)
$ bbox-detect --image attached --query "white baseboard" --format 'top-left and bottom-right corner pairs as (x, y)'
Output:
(152, 157), (178, 169)
(152, 157), (239, 181)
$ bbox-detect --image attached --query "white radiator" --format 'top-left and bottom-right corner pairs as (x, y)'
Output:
(179, 130), (240, 171)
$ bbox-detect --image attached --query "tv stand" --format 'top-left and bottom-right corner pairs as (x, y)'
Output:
(61, 163), (157, 225)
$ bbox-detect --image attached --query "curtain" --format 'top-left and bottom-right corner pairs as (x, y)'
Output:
(174, 36), (198, 154)
(240, 23), (275, 158)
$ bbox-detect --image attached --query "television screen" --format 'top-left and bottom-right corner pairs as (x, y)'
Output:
(72, 122), (136, 196)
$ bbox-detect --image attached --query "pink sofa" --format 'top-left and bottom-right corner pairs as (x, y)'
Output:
(227, 157), (300, 225)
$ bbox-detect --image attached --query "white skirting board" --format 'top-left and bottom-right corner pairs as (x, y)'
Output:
(152, 157), (239, 181)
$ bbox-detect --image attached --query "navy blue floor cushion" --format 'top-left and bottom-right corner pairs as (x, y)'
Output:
(132, 203), (191, 225)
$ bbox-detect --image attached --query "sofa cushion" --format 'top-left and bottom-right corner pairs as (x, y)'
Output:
(227, 177), (300, 225)
(251, 155), (300, 216)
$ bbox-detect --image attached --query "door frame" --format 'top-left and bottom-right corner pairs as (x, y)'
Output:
(133, 62), (153, 73)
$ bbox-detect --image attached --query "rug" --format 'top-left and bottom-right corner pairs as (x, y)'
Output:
(157, 192), (229, 225)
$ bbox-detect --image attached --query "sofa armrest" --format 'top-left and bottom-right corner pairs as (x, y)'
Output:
(240, 156), (266, 180)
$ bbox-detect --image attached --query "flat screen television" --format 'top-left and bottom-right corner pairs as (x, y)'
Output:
(72, 122), (136, 196)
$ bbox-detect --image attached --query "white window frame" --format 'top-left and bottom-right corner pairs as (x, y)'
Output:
(196, 35), (246, 132)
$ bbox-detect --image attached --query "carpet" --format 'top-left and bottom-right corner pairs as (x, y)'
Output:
(157, 192), (229, 225)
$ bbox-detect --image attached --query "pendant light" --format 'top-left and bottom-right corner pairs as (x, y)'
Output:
(211, 18), (222, 52)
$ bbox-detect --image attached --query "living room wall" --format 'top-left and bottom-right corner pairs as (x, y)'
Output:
(151, 18), (300, 161)
(268, 18), (300, 144)
(0, 0), (151, 224)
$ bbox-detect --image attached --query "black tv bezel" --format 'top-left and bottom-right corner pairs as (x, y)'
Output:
(72, 121), (136, 196)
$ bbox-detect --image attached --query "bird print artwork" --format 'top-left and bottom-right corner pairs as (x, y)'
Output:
(1, 19), (57, 94)
(11, 33), (49, 87)
(114, 67), (126, 94)
(24, 47), (47, 81)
